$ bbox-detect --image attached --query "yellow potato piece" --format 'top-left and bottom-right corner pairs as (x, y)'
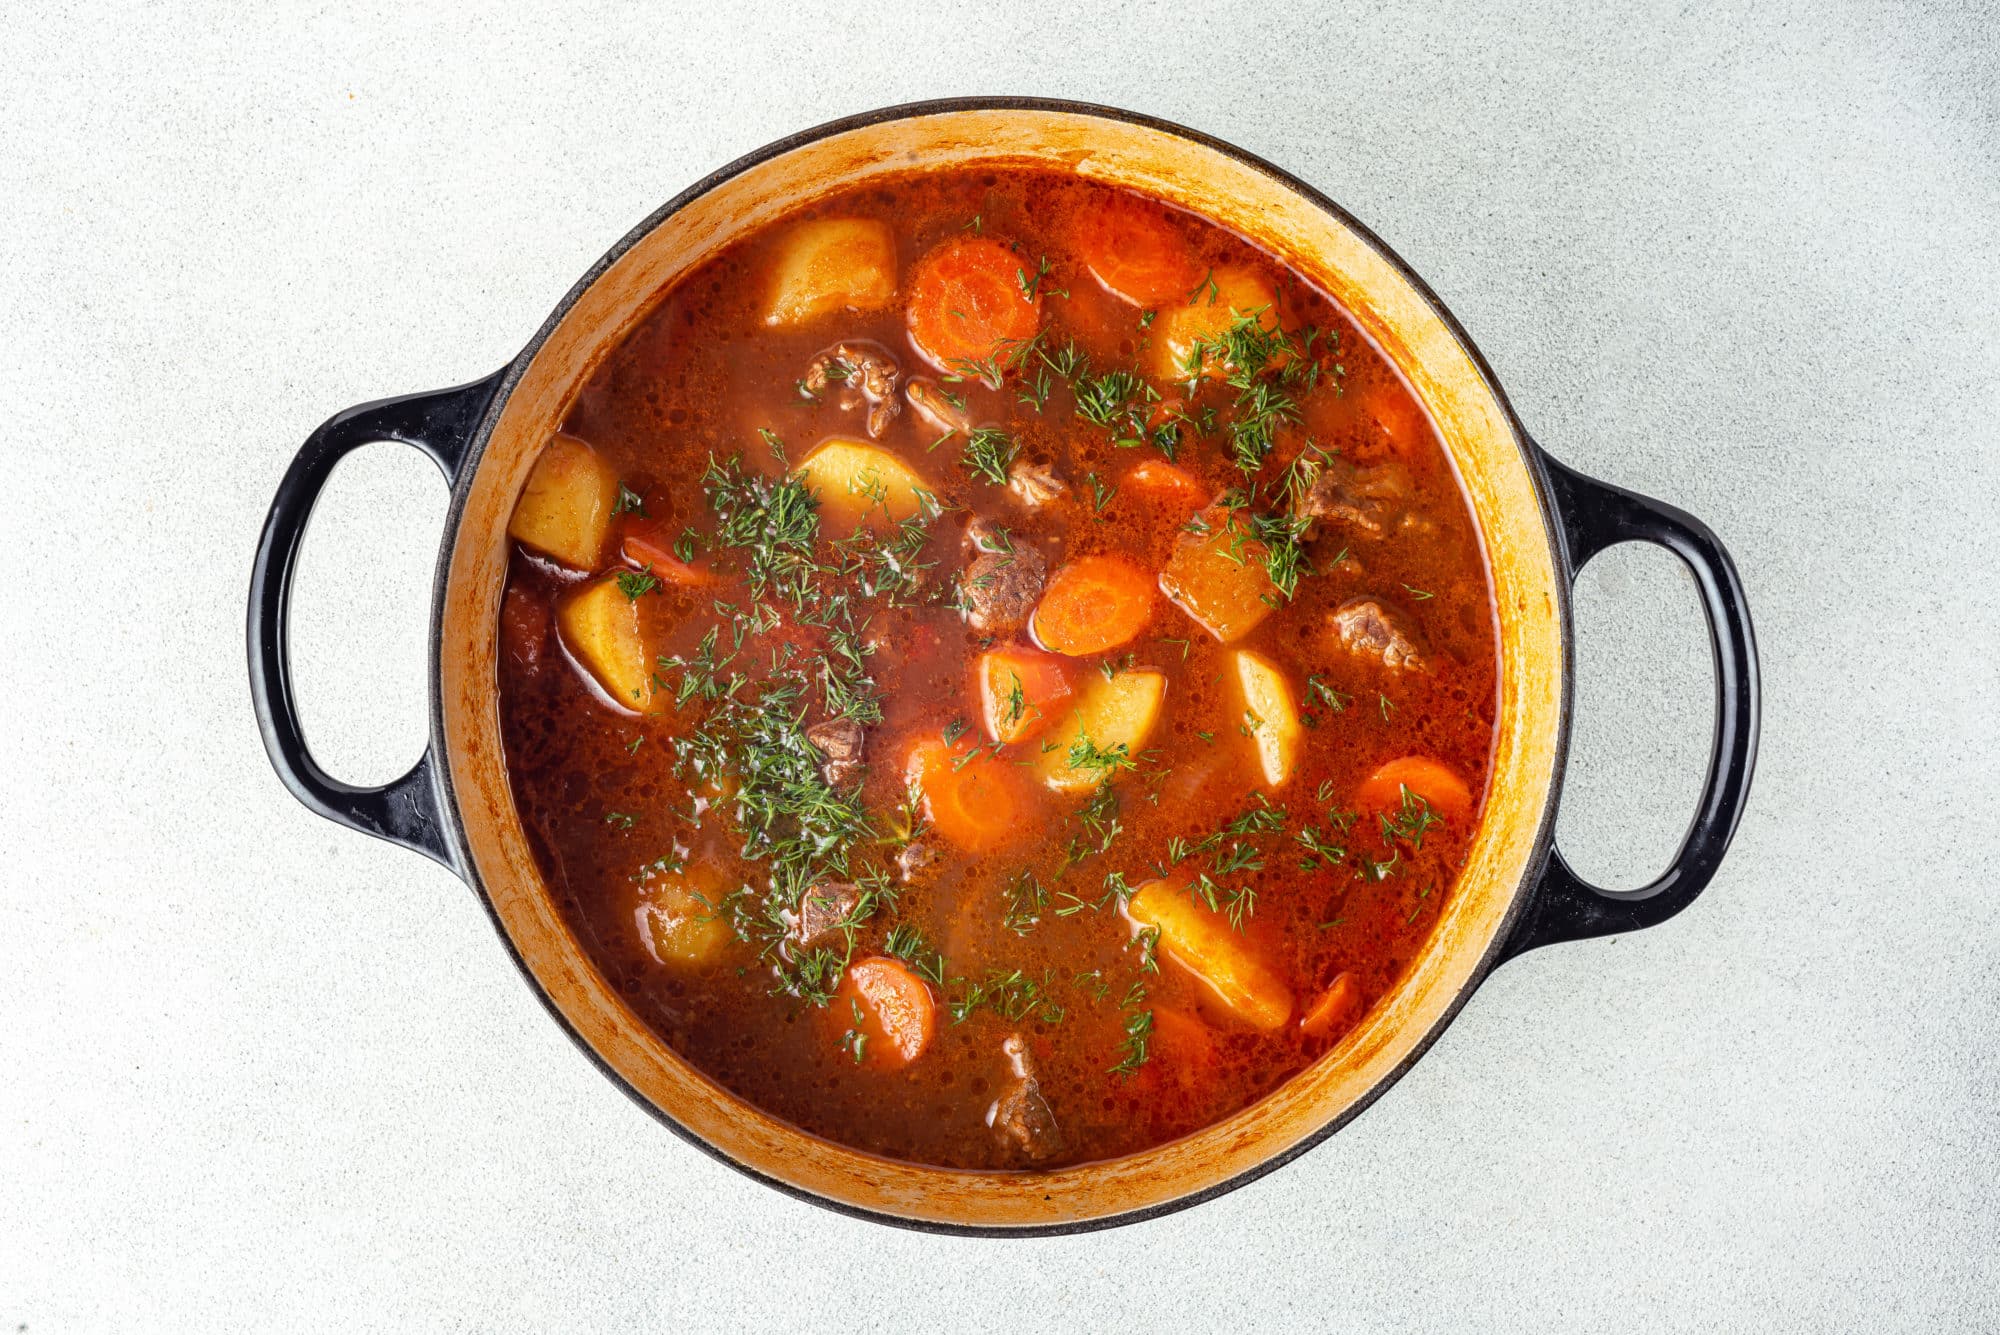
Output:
(1128, 880), (1294, 1030)
(794, 437), (934, 533)
(1159, 511), (1277, 643)
(762, 218), (897, 328)
(507, 432), (619, 570)
(637, 862), (734, 967)
(1148, 265), (1282, 381)
(558, 577), (657, 711)
(1234, 649), (1302, 788)
(1034, 669), (1167, 793)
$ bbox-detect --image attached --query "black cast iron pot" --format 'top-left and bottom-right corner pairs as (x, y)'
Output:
(249, 99), (1758, 1234)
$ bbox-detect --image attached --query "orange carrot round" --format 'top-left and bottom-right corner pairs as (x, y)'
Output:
(905, 736), (1031, 853)
(831, 956), (936, 1070)
(1072, 196), (1203, 307)
(1133, 1004), (1218, 1099)
(1358, 382), (1433, 458)
(621, 525), (719, 586)
(906, 235), (1042, 373)
(1299, 972), (1366, 1040)
(1354, 756), (1475, 824)
(1030, 555), (1157, 656)
(1125, 458), (1205, 506)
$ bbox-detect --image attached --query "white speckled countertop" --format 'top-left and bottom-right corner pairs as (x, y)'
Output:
(3, 2), (1996, 1329)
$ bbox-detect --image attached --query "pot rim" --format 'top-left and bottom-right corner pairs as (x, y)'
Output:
(427, 97), (1572, 1235)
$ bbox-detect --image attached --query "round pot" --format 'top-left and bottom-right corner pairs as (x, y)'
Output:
(248, 99), (1759, 1234)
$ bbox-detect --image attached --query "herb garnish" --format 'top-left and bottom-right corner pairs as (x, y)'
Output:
(949, 969), (1067, 1025)
(962, 426), (1018, 485)
(616, 566), (662, 601)
(1110, 1005), (1154, 1077)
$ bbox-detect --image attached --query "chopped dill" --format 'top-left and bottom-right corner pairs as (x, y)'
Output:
(1109, 1006), (1154, 1077)
(616, 566), (662, 601)
(613, 482), (648, 517)
(948, 969), (1067, 1025)
(962, 425), (1018, 485)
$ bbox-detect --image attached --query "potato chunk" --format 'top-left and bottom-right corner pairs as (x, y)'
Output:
(1159, 509), (1277, 643)
(1128, 880), (1294, 1030)
(637, 862), (733, 967)
(1033, 669), (1166, 793)
(1148, 265), (1282, 381)
(1233, 649), (1302, 788)
(762, 218), (897, 328)
(557, 577), (657, 711)
(507, 433), (619, 570)
(794, 437), (934, 533)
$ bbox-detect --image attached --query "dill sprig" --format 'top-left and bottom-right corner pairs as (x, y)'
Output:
(948, 969), (1068, 1025)
(962, 426), (1018, 485)
(1183, 311), (1315, 476)
(1379, 785), (1443, 851)
(883, 922), (948, 988)
(1109, 1004), (1154, 1078)
(1164, 794), (1289, 930)
(1002, 868), (1049, 936)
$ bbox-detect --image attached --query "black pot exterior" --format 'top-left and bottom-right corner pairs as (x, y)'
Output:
(248, 98), (1759, 1235)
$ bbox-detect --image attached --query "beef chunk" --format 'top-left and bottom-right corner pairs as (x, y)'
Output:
(1330, 596), (1428, 671)
(1298, 457), (1412, 537)
(793, 881), (860, 947)
(896, 838), (943, 884)
(1007, 459), (1067, 507)
(905, 377), (973, 436)
(802, 342), (901, 438)
(805, 717), (866, 785)
(960, 524), (1047, 634)
(988, 1033), (1065, 1163)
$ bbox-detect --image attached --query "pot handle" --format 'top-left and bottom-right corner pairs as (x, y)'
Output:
(1499, 446), (1760, 960)
(247, 371), (504, 873)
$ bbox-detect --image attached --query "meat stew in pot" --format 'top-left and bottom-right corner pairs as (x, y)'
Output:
(496, 166), (1499, 1170)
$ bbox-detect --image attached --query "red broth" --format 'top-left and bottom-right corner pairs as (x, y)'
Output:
(496, 168), (1498, 1169)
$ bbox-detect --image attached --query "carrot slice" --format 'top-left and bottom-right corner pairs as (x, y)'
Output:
(975, 645), (1074, 744)
(906, 235), (1043, 374)
(1125, 458), (1205, 506)
(621, 525), (719, 586)
(830, 956), (936, 1070)
(1360, 383), (1432, 457)
(1149, 1005), (1217, 1072)
(1299, 972), (1366, 1040)
(1354, 756), (1475, 824)
(905, 736), (1032, 854)
(1131, 1004), (1217, 1100)
(1030, 555), (1157, 656)
(1072, 195), (1203, 307)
